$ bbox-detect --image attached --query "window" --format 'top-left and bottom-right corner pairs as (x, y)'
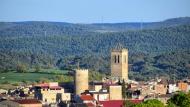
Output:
(118, 55), (120, 63)
(114, 55), (117, 63)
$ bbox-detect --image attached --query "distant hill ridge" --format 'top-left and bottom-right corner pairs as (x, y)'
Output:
(0, 17), (190, 36)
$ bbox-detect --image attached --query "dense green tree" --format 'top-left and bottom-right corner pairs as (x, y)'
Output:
(89, 71), (104, 81)
(16, 63), (27, 73)
(34, 65), (41, 72)
(53, 75), (73, 82)
(123, 100), (135, 107)
(134, 99), (164, 107)
(166, 101), (176, 107)
(167, 92), (190, 107)
(39, 77), (50, 83)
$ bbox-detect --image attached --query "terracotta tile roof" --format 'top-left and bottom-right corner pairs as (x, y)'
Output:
(99, 99), (143, 107)
(49, 86), (62, 90)
(35, 83), (49, 88)
(80, 95), (94, 101)
(99, 100), (123, 107)
(35, 83), (62, 89)
(86, 102), (95, 107)
(13, 99), (41, 104)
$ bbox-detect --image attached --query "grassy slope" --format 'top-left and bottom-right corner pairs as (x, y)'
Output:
(0, 72), (55, 83)
(0, 69), (69, 83)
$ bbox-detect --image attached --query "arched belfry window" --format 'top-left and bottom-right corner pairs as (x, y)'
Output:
(118, 55), (120, 63)
(114, 55), (117, 63)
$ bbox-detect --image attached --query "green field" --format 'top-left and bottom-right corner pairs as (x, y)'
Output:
(0, 72), (55, 83)
(0, 69), (71, 84)
(0, 69), (74, 89)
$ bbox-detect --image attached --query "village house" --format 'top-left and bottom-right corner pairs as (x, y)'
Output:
(34, 82), (71, 104)
(154, 83), (167, 95)
(168, 80), (178, 94)
(178, 81), (188, 92)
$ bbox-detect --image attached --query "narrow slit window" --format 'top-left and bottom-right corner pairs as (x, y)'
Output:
(118, 55), (120, 63)
(114, 55), (117, 63)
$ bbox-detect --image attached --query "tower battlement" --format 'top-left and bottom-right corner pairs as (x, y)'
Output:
(74, 69), (88, 72)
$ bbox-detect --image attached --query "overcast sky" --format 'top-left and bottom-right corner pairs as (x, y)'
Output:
(0, 0), (190, 23)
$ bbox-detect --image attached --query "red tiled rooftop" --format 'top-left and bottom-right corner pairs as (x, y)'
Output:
(86, 102), (95, 107)
(13, 99), (41, 104)
(35, 83), (61, 89)
(49, 86), (62, 90)
(80, 95), (94, 101)
(99, 99), (143, 107)
(99, 100), (123, 107)
(35, 83), (49, 88)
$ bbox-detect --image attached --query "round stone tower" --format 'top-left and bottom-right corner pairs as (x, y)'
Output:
(75, 69), (89, 95)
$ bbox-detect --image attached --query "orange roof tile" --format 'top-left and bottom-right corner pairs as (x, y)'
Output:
(80, 95), (94, 101)
(13, 99), (41, 104)
(99, 99), (143, 107)
(49, 86), (62, 90)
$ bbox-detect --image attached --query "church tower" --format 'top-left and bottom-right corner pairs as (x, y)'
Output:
(111, 45), (128, 81)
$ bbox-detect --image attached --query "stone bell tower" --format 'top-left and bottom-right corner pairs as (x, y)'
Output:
(111, 44), (128, 81)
